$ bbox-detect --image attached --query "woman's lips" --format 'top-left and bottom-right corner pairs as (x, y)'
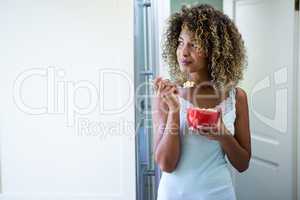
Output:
(181, 60), (192, 65)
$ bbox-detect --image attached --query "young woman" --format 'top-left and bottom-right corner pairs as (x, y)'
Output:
(152, 4), (251, 200)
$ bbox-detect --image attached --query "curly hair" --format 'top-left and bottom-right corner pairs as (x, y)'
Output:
(162, 4), (247, 89)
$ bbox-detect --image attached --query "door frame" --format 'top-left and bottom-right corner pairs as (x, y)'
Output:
(294, 4), (299, 200)
(296, 6), (300, 200)
(152, 0), (171, 79)
(152, 0), (171, 194)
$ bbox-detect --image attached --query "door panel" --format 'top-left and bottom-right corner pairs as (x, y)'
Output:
(224, 0), (296, 199)
(0, 1), (135, 199)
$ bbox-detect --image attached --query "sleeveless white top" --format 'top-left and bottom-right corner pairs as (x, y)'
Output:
(157, 88), (237, 200)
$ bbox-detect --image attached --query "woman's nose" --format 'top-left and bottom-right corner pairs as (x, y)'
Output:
(181, 45), (190, 57)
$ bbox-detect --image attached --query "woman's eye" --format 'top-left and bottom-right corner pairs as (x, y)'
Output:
(178, 41), (183, 46)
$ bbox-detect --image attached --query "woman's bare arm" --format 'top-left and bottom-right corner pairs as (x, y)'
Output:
(219, 87), (252, 172)
(152, 79), (181, 173)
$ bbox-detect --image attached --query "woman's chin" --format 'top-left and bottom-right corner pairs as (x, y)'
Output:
(180, 66), (193, 73)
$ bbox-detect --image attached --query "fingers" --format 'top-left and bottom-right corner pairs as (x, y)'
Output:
(197, 125), (217, 133)
(153, 77), (162, 92)
(160, 89), (174, 101)
(163, 79), (172, 86)
(216, 106), (222, 113)
(160, 86), (178, 100)
(154, 78), (178, 97)
(216, 106), (223, 118)
(153, 77), (175, 89)
(172, 86), (179, 94)
(153, 78), (167, 95)
(155, 80), (166, 96)
(153, 76), (162, 86)
(200, 126), (218, 134)
(189, 125), (218, 135)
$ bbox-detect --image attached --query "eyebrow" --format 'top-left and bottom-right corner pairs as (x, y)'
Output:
(178, 37), (196, 44)
(178, 35), (195, 41)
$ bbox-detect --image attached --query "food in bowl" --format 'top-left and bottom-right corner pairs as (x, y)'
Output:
(187, 107), (220, 128)
(183, 80), (195, 88)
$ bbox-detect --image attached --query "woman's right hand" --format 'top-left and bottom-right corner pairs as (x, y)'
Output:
(153, 77), (180, 113)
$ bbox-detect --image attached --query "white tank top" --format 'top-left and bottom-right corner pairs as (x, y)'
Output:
(157, 87), (237, 200)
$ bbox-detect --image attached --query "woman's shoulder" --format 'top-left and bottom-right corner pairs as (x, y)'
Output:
(235, 87), (248, 101)
(234, 87), (249, 117)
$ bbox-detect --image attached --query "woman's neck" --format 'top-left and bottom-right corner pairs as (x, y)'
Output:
(189, 71), (210, 85)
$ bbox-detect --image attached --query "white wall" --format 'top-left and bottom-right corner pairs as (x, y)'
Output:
(0, 1), (135, 199)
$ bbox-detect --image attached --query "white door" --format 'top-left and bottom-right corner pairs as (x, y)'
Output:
(223, 0), (296, 199)
(0, 1), (135, 199)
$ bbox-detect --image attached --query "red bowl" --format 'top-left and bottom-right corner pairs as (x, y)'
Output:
(187, 107), (220, 128)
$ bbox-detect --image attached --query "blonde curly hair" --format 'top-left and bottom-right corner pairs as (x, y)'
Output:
(162, 4), (247, 89)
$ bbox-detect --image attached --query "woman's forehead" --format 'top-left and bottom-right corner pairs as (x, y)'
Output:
(179, 29), (195, 41)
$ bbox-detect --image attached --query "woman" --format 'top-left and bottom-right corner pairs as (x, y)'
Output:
(152, 4), (251, 200)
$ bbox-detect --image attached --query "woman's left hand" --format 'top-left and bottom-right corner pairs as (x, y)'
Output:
(189, 108), (232, 141)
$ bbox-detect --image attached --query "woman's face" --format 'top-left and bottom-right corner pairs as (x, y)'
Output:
(176, 28), (208, 74)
